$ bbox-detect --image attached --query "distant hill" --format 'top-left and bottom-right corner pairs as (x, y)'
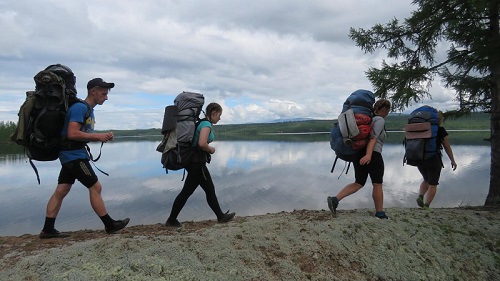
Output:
(1, 112), (491, 148)
(106, 112), (490, 138)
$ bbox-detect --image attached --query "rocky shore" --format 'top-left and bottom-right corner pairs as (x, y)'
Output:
(1, 207), (499, 280)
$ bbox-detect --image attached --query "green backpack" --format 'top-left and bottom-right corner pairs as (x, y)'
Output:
(11, 64), (90, 183)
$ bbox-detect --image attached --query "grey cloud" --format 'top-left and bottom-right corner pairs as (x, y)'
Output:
(0, 0), (454, 129)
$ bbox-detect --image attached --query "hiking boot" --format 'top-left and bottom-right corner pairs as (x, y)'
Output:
(105, 218), (130, 234)
(422, 205), (432, 211)
(327, 196), (339, 214)
(39, 229), (70, 239)
(416, 197), (424, 208)
(165, 219), (182, 227)
(375, 211), (389, 219)
(218, 211), (236, 223)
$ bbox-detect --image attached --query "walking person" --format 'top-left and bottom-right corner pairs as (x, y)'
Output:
(39, 78), (130, 238)
(416, 111), (457, 209)
(327, 99), (391, 219)
(165, 102), (235, 227)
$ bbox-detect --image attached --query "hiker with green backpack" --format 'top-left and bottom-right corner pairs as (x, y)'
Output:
(328, 99), (392, 219)
(40, 76), (129, 238)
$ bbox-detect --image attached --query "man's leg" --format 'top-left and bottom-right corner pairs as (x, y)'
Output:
(45, 183), (72, 218)
(40, 183), (72, 238)
(89, 181), (107, 217)
(86, 180), (130, 233)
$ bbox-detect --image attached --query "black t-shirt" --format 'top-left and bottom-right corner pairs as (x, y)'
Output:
(437, 126), (448, 150)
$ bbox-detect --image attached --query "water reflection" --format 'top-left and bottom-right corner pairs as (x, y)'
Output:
(0, 139), (489, 236)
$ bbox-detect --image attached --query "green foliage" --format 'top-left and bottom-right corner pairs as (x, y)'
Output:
(0, 121), (23, 154)
(0, 121), (16, 142)
(349, 0), (499, 113)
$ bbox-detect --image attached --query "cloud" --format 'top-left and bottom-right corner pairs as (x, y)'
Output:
(0, 0), (459, 130)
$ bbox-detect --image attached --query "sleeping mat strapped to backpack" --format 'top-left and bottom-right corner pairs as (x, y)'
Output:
(403, 105), (439, 165)
(157, 91), (205, 174)
(330, 89), (375, 174)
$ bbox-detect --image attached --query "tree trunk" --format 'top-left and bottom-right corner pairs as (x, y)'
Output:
(484, 2), (500, 206)
(486, 79), (500, 206)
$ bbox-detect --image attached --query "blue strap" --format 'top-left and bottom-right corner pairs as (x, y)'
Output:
(29, 159), (41, 185)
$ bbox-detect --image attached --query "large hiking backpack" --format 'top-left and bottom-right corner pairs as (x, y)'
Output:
(330, 89), (375, 174)
(10, 64), (90, 183)
(156, 91), (205, 174)
(403, 105), (439, 165)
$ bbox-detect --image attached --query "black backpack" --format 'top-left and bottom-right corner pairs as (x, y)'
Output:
(156, 91), (206, 175)
(10, 64), (90, 183)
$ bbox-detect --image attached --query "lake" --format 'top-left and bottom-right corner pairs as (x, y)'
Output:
(0, 135), (490, 236)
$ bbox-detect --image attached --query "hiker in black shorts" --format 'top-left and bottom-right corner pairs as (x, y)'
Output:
(328, 99), (391, 219)
(415, 111), (457, 209)
(39, 77), (130, 238)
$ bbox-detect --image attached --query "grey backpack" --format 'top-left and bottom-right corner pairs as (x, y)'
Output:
(157, 91), (205, 173)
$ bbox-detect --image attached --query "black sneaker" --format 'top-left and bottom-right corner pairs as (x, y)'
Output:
(105, 218), (130, 234)
(327, 196), (339, 214)
(218, 211), (236, 223)
(39, 229), (70, 239)
(375, 211), (389, 219)
(416, 197), (424, 208)
(165, 219), (182, 227)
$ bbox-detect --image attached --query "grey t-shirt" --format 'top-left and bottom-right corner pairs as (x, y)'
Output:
(370, 115), (386, 153)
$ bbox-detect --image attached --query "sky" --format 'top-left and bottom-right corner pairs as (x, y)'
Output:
(0, 0), (461, 130)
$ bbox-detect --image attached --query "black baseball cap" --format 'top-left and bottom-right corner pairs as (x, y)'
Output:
(87, 78), (115, 90)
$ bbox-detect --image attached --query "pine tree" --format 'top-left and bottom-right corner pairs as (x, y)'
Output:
(349, 0), (500, 206)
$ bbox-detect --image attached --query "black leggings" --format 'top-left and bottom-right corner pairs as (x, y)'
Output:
(168, 162), (224, 220)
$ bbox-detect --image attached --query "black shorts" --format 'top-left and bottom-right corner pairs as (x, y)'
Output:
(58, 159), (98, 188)
(353, 151), (384, 186)
(416, 155), (443, 186)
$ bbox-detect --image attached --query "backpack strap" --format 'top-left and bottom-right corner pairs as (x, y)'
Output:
(330, 156), (339, 173)
(29, 158), (41, 185)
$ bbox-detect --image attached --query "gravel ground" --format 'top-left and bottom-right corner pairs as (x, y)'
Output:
(1, 207), (499, 281)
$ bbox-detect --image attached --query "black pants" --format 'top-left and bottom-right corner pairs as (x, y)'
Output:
(168, 162), (224, 221)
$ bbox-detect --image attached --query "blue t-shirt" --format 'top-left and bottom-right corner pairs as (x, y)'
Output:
(193, 120), (214, 146)
(59, 102), (94, 164)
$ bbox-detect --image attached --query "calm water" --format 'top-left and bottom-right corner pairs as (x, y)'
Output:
(0, 137), (490, 236)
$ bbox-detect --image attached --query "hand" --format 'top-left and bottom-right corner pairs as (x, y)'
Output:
(359, 155), (371, 165)
(451, 161), (457, 171)
(102, 132), (114, 142)
(210, 147), (216, 154)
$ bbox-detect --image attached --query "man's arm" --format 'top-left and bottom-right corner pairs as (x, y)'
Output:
(67, 122), (113, 143)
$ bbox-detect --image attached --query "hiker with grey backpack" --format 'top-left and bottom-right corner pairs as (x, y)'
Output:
(161, 97), (235, 227)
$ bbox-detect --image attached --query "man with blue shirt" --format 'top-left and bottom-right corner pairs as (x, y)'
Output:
(39, 78), (130, 238)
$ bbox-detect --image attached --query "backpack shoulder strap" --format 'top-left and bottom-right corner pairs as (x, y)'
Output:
(80, 100), (91, 120)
